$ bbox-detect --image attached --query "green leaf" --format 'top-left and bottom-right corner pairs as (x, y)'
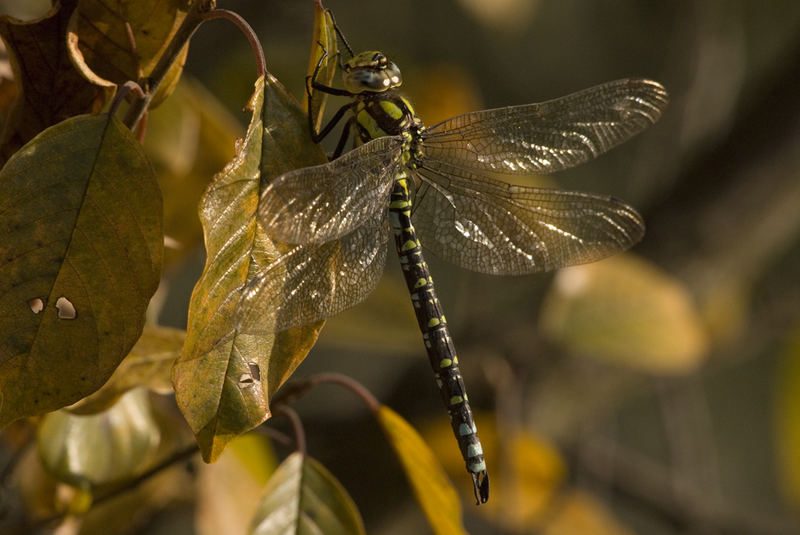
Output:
(37, 388), (161, 488)
(68, 325), (184, 415)
(173, 74), (327, 462)
(539, 254), (708, 374)
(66, 0), (190, 107)
(249, 452), (365, 535)
(0, 114), (163, 426)
(377, 406), (468, 535)
(0, 2), (113, 164)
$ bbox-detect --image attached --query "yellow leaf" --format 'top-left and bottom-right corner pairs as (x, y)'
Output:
(540, 254), (708, 374)
(496, 431), (566, 530)
(377, 406), (468, 535)
(306, 0), (338, 132)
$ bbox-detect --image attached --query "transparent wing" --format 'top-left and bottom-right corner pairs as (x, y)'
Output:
(259, 136), (405, 244)
(236, 211), (390, 334)
(413, 163), (644, 275)
(422, 79), (668, 175)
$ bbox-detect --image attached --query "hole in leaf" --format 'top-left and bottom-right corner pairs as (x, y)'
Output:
(28, 298), (44, 314)
(238, 373), (255, 388)
(248, 362), (261, 381)
(55, 297), (77, 319)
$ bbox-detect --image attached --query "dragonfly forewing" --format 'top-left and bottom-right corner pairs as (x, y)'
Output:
(422, 78), (668, 176)
(258, 136), (405, 245)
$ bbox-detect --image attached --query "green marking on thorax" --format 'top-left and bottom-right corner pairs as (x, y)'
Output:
(357, 108), (383, 138)
(379, 99), (404, 119)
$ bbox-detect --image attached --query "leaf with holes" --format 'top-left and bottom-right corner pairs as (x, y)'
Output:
(66, 0), (190, 107)
(248, 452), (365, 535)
(377, 406), (468, 535)
(0, 2), (113, 164)
(0, 113), (162, 426)
(173, 74), (327, 462)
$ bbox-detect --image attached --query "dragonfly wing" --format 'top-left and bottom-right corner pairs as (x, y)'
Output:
(422, 79), (667, 175)
(413, 164), (644, 275)
(259, 136), (404, 244)
(236, 212), (390, 334)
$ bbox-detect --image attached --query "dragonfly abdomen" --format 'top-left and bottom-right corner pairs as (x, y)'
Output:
(389, 174), (489, 503)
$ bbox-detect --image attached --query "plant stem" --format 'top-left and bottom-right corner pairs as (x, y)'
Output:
(202, 9), (266, 79)
(275, 405), (306, 456)
(272, 372), (381, 412)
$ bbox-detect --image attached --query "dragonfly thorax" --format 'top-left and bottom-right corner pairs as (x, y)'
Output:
(343, 51), (402, 94)
(353, 91), (423, 147)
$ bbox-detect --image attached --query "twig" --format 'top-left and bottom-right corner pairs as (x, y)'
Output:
(109, 80), (145, 115)
(271, 372), (381, 412)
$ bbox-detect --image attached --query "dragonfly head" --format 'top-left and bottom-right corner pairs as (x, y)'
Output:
(343, 51), (403, 94)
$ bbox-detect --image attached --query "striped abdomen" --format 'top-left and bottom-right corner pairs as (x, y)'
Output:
(388, 173), (489, 503)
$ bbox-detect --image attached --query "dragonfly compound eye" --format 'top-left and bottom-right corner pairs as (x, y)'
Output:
(343, 55), (403, 93)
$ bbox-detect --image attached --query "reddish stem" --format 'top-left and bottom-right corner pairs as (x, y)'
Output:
(275, 405), (306, 456)
(202, 9), (266, 79)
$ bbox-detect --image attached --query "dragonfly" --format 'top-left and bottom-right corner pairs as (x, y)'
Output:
(237, 24), (668, 504)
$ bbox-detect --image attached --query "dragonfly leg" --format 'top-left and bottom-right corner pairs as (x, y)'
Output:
(331, 116), (356, 159)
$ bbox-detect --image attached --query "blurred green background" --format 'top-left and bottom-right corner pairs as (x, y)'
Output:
(4, 0), (800, 533)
